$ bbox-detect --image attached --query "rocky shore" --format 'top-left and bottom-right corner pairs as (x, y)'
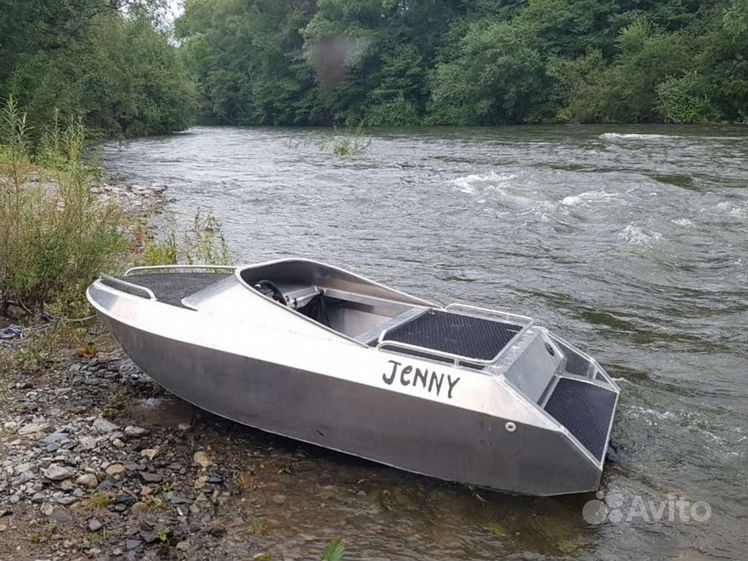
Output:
(91, 178), (171, 221)
(0, 324), (366, 561)
(0, 180), (349, 561)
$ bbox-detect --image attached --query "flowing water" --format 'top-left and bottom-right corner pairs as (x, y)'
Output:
(102, 126), (748, 560)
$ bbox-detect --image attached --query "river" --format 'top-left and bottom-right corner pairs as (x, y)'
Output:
(102, 125), (748, 560)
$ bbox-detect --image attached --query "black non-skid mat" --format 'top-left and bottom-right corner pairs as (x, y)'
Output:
(544, 378), (617, 460)
(379, 309), (522, 361)
(116, 273), (230, 307)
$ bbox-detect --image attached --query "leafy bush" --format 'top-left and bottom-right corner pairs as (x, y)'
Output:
(657, 72), (719, 124)
(368, 93), (420, 127)
(0, 98), (127, 316)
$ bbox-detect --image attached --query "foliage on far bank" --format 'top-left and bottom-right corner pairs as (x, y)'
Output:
(0, 0), (196, 138)
(177, 0), (747, 126)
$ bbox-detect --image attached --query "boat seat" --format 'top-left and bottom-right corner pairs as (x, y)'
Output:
(354, 307), (428, 345)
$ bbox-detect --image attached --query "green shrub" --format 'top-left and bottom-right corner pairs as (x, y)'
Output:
(142, 231), (178, 266)
(657, 72), (719, 123)
(0, 98), (127, 317)
(367, 93), (420, 127)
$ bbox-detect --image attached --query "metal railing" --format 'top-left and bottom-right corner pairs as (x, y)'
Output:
(375, 338), (496, 367)
(100, 274), (156, 300)
(125, 264), (236, 276)
(445, 302), (533, 325)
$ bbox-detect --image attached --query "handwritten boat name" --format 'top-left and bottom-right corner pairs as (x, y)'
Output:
(382, 360), (460, 399)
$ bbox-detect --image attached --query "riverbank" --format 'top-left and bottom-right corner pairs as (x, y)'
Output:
(0, 175), (352, 561)
(0, 323), (354, 561)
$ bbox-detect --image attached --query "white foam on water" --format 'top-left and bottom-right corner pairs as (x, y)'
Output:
(601, 132), (741, 143)
(452, 171), (517, 195)
(627, 406), (678, 425)
(672, 218), (693, 227)
(452, 171), (549, 215)
(618, 225), (663, 246)
(561, 190), (622, 207)
(716, 200), (747, 218)
(600, 132), (682, 142)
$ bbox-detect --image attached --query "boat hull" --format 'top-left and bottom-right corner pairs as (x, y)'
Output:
(102, 314), (603, 496)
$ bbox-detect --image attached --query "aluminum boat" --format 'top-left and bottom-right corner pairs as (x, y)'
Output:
(87, 258), (619, 496)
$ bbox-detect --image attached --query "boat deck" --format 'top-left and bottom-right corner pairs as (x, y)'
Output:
(375, 309), (522, 362)
(117, 273), (230, 307)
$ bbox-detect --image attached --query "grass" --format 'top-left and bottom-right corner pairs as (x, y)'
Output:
(88, 493), (111, 509)
(318, 125), (372, 156)
(244, 519), (268, 536)
(0, 97), (232, 324)
(0, 321), (94, 374)
(321, 538), (345, 561)
(0, 97), (127, 318)
(136, 210), (231, 267)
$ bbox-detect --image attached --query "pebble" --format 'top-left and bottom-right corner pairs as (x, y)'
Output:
(193, 451), (212, 468)
(139, 472), (163, 483)
(166, 492), (191, 506)
(40, 430), (69, 446)
(47, 506), (74, 525)
(194, 475), (208, 490)
(18, 420), (49, 436)
(105, 464), (127, 477)
(78, 436), (98, 450)
(93, 417), (119, 433)
(124, 426), (149, 437)
(140, 448), (159, 460)
(88, 518), (103, 532)
(43, 463), (74, 481)
(272, 494), (287, 505)
(76, 473), (99, 489)
(14, 462), (34, 475)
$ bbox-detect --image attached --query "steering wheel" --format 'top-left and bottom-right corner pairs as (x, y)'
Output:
(254, 280), (288, 306)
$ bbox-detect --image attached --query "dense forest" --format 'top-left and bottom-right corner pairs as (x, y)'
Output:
(177, 0), (747, 126)
(1, 0), (746, 135)
(0, 0), (195, 137)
